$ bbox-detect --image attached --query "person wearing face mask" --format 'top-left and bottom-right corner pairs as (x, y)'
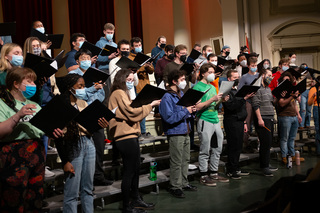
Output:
(31, 20), (52, 50)
(223, 70), (255, 179)
(128, 37), (155, 139)
(236, 54), (249, 77)
(193, 63), (229, 186)
(0, 43), (24, 86)
(23, 37), (43, 59)
(194, 45), (213, 65)
(252, 69), (279, 176)
(269, 58), (290, 91)
(207, 53), (220, 93)
(109, 39), (139, 101)
(238, 57), (260, 153)
(53, 74), (109, 213)
(219, 45), (232, 60)
(257, 59), (272, 74)
(65, 33), (87, 72)
(159, 69), (197, 198)
(155, 44), (175, 86)
(0, 67), (64, 212)
(289, 53), (297, 66)
(95, 23), (118, 72)
(108, 69), (160, 213)
(186, 44), (201, 63)
(151, 35), (166, 68)
(275, 72), (304, 166)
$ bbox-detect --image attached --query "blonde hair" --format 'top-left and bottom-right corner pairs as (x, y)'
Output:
(104, 23), (115, 30)
(0, 43), (22, 71)
(23, 37), (42, 59)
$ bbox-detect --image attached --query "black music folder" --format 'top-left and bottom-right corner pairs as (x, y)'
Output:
(180, 63), (195, 75)
(133, 52), (153, 65)
(54, 50), (68, 69)
(217, 56), (235, 66)
(82, 67), (110, 87)
(131, 84), (166, 108)
(80, 41), (102, 57)
(31, 60), (58, 79)
(189, 49), (201, 60)
(0, 22), (16, 36)
(46, 34), (64, 49)
(116, 56), (141, 70)
(24, 53), (54, 69)
(176, 88), (206, 107)
(285, 68), (302, 79)
(29, 95), (79, 137)
(235, 85), (260, 97)
(272, 78), (306, 99)
(30, 28), (47, 42)
(100, 44), (117, 56)
(74, 100), (115, 134)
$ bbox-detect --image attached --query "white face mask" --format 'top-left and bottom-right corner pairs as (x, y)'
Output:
(263, 64), (269, 69)
(178, 80), (187, 90)
(206, 73), (215, 82)
(291, 58), (296, 63)
(211, 61), (217, 66)
(240, 60), (247, 67)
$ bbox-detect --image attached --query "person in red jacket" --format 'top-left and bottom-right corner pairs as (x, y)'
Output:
(269, 58), (290, 91)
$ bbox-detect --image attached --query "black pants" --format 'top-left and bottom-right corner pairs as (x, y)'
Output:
(115, 137), (140, 207)
(224, 118), (244, 173)
(92, 128), (106, 181)
(254, 117), (273, 168)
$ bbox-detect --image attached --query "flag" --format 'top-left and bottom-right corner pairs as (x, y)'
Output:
(245, 34), (250, 54)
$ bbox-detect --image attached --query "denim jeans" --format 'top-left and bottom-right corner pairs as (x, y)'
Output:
(140, 117), (146, 134)
(63, 136), (96, 213)
(278, 116), (299, 158)
(299, 89), (312, 127)
(313, 106), (320, 154)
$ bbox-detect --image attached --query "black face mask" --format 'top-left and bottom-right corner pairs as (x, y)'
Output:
(233, 79), (239, 87)
(225, 51), (230, 56)
(160, 43), (166, 48)
(121, 51), (130, 57)
(168, 53), (174, 60)
(180, 55), (187, 63)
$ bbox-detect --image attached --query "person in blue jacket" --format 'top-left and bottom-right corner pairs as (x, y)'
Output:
(159, 69), (197, 199)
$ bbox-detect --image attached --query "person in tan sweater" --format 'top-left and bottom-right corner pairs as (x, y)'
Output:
(108, 69), (160, 213)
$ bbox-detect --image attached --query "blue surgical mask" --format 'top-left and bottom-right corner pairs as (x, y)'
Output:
(80, 60), (91, 70)
(10, 55), (24, 67)
(206, 52), (212, 57)
(126, 81), (134, 90)
(106, 34), (113, 41)
(73, 88), (87, 100)
(36, 27), (45, 34)
(135, 46), (142, 53)
(250, 67), (257, 73)
(78, 41), (84, 48)
(22, 85), (37, 99)
(282, 66), (289, 71)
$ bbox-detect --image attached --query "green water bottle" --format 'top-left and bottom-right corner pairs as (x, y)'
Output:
(149, 161), (157, 181)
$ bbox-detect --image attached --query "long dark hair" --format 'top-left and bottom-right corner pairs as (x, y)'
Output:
(110, 69), (132, 98)
(61, 74), (84, 159)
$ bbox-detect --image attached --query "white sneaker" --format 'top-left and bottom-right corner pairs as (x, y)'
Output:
(188, 164), (197, 170)
(45, 167), (55, 178)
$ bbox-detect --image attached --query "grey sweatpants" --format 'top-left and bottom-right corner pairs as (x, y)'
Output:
(197, 118), (224, 173)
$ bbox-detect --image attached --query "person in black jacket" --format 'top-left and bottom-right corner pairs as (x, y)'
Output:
(223, 70), (255, 179)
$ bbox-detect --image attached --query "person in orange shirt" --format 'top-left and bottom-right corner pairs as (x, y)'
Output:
(308, 77), (320, 156)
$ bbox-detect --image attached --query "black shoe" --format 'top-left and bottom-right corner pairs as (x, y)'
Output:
(94, 178), (114, 186)
(42, 200), (49, 208)
(130, 198), (155, 210)
(169, 188), (185, 198)
(123, 206), (147, 213)
(226, 172), (241, 180)
(182, 184), (197, 191)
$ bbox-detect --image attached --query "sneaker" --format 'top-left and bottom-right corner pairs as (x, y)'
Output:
(130, 198), (155, 210)
(188, 164), (198, 170)
(209, 173), (229, 183)
(47, 145), (57, 152)
(141, 132), (152, 138)
(269, 165), (278, 172)
(236, 170), (250, 176)
(226, 172), (241, 180)
(199, 175), (217, 186)
(169, 188), (185, 198)
(263, 168), (274, 177)
(45, 167), (55, 178)
(182, 184), (197, 191)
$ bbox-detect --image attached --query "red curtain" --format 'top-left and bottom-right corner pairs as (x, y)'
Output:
(68, 0), (114, 48)
(129, 0), (143, 42)
(1, 0), (53, 47)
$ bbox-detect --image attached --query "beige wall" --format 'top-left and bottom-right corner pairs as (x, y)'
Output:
(141, 0), (174, 53)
